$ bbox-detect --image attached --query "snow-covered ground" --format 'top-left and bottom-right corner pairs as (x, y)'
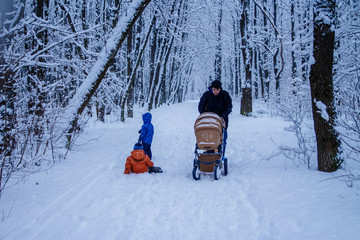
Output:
(0, 101), (359, 240)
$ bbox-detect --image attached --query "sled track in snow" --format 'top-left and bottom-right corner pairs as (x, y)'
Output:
(4, 139), (136, 240)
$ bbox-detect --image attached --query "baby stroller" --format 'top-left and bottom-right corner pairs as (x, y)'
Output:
(192, 112), (228, 180)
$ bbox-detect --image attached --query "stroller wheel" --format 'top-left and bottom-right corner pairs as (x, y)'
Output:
(214, 165), (221, 180)
(223, 158), (228, 176)
(192, 166), (200, 181)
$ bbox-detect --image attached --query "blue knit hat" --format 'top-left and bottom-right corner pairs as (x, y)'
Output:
(133, 143), (143, 150)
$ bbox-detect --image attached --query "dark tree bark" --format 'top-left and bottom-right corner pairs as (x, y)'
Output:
(82, 0), (89, 50)
(273, 0), (280, 101)
(291, 0), (297, 91)
(147, 11), (158, 111)
(126, 27), (134, 119)
(232, 9), (241, 97)
(240, 0), (252, 116)
(309, 0), (342, 172)
(214, 0), (223, 82)
(241, 87), (252, 116)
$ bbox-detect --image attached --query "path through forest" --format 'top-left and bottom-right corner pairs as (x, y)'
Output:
(1, 101), (358, 240)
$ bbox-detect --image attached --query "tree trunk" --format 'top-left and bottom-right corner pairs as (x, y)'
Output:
(66, 0), (153, 147)
(240, 0), (252, 116)
(273, 0), (280, 101)
(309, 0), (342, 172)
(126, 27), (134, 118)
(155, 37), (174, 107)
(214, 0), (223, 82)
(241, 87), (252, 116)
(149, 1), (179, 110)
(262, 0), (269, 102)
(147, 12), (158, 110)
(291, 0), (297, 95)
(121, 17), (154, 121)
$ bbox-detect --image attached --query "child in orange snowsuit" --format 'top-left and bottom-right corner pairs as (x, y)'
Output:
(124, 143), (154, 174)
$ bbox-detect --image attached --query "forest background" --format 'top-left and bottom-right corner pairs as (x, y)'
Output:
(0, 0), (359, 194)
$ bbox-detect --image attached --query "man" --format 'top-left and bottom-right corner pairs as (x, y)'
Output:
(198, 80), (232, 128)
(198, 80), (232, 155)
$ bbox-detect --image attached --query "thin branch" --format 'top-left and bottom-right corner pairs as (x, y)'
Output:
(253, 0), (285, 79)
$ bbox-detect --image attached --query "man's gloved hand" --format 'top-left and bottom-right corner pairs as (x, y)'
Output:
(220, 115), (226, 127)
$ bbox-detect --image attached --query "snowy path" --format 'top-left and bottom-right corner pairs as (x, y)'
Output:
(1, 101), (359, 240)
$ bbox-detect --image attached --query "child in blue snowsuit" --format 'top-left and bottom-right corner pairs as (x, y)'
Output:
(138, 112), (154, 159)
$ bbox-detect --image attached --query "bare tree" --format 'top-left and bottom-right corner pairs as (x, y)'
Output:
(65, 0), (153, 146)
(334, 0), (360, 164)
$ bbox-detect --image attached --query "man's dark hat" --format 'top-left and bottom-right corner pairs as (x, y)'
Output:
(210, 80), (222, 89)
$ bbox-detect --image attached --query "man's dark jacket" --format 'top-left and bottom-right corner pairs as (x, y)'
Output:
(198, 89), (232, 128)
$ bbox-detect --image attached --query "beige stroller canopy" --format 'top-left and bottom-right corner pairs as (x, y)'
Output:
(194, 112), (225, 150)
